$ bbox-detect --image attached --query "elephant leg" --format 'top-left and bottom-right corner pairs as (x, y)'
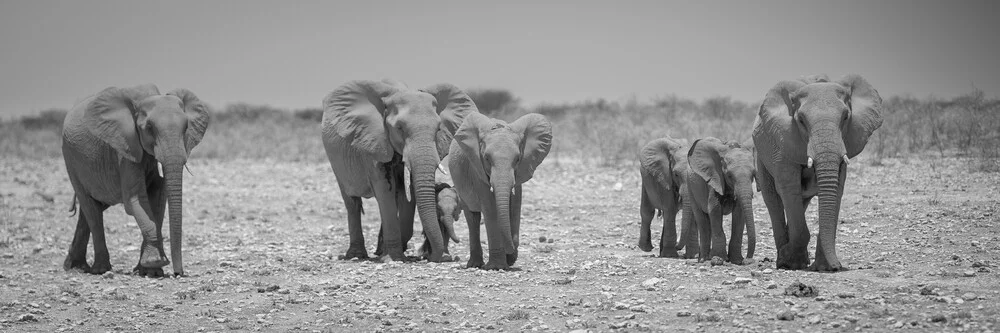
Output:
(464, 210), (484, 269)
(396, 188), (416, 250)
(777, 190), (810, 270)
(680, 196), (699, 259)
(135, 178), (167, 277)
(63, 195), (92, 272)
(373, 191), (405, 262)
(693, 208), (712, 262)
(658, 198), (681, 258)
(481, 205), (508, 270)
(507, 185), (522, 266)
(707, 201), (728, 263)
(338, 187), (369, 260)
(638, 182), (655, 252)
(79, 195), (112, 275)
(728, 205), (746, 265)
(757, 167), (788, 257)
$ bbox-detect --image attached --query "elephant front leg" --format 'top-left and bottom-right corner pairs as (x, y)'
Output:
(125, 196), (170, 272)
(338, 188), (369, 260)
(758, 168), (789, 254)
(658, 201), (681, 258)
(135, 181), (168, 277)
(638, 185), (655, 252)
(464, 210), (484, 269)
(481, 205), (509, 270)
(777, 190), (810, 270)
(707, 201), (728, 264)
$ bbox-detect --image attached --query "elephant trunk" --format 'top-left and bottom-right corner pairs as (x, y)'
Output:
(440, 214), (460, 243)
(815, 154), (844, 269)
(407, 144), (446, 262)
(737, 182), (755, 258)
(163, 160), (185, 276)
(492, 175), (517, 255)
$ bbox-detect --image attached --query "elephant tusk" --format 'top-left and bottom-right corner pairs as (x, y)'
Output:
(438, 163), (448, 175)
(842, 154), (850, 165)
(157, 162), (163, 177)
(511, 187), (516, 196)
(404, 165), (412, 202)
(489, 186), (494, 193)
(806, 157), (813, 168)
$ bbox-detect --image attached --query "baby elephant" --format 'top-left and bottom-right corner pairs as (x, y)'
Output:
(686, 137), (756, 265)
(418, 183), (464, 258)
(449, 112), (553, 270)
(637, 137), (698, 258)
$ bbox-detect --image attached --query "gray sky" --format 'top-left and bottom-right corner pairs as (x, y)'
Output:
(1, 1), (997, 117)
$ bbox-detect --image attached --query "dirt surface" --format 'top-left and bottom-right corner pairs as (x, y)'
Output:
(1, 156), (998, 332)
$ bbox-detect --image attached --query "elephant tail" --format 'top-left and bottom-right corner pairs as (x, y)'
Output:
(68, 194), (77, 217)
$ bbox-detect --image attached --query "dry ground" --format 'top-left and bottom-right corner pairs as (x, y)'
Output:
(1, 156), (998, 332)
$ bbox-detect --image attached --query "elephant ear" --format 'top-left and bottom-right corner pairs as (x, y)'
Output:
(510, 113), (552, 184)
(167, 89), (211, 155)
(640, 137), (684, 192)
(838, 74), (884, 158)
(454, 112), (492, 183)
(323, 80), (397, 163)
(754, 80), (808, 165)
(422, 83), (480, 159)
(687, 137), (727, 195)
(84, 84), (161, 163)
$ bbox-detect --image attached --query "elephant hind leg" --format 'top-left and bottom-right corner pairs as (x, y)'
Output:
(64, 202), (91, 272)
(338, 188), (369, 260)
(74, 194), (111, 275)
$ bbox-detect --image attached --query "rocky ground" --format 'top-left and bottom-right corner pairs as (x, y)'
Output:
(1, 156), (998, 332)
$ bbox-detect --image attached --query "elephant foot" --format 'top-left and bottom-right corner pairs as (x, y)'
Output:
(89, 260), (113, 275)
(682, 251), (699, 260)
(338, 247), (370, 260)
(426, 252), (453, 263)
(506, 252), (518, 266)
(63, 256), (91, 273)
(736, 257), (756, 266)
(728, 254), (746, 265)
(658, 249), (680, 258)
(710, 256), (725, 266)
(466, 257), (484, 269)
(776, 247), (810, 270)
(807, 257), (846, 272)
(133, 265), (166, 278)
(483, 258), (510, 271)
(139, 251), (169, 269)
(638, 239), (654, 252)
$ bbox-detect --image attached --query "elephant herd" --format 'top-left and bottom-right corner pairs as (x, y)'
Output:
(639, 74), (884, 272)
(58, 74), (881, 277)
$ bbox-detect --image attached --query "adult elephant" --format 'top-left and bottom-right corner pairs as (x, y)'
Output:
(637, 137), (698, 259)
(62, 84), (210, 277)
(752, 74), (883, 271)
(449, 113), (552, 270)
(322, 79), (476, 262)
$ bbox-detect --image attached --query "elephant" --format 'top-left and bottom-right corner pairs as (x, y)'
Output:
(448, 112), (552, 270)
(321, 79), (475, 262)
(637, 137), (699, 259)
(61, 84), (210, 277)
(686, 137), (757, 265)
(418, 183), (464, 258)
(752, 74), (883, 271)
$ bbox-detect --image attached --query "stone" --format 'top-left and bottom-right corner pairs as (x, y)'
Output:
(777, 310), (795, 321)
(641, 278), (661, 288)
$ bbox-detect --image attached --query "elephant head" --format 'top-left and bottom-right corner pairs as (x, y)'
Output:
(639, 137), (689, 199)
(84, 84), (210, 275)
(435, 183), (463, 244)
(688, 137), (756, 258)
(756, 74), (883, 269)
(322, 80), (475, 261)
(454, 112), (552, 257)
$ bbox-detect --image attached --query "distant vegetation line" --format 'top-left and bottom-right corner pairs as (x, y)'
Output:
(2, 89), (998, 172)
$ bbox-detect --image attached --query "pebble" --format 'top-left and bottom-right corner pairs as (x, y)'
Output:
(18, 314), (37, 322)
(641, 278), (661, 288)
(931, 314), (947, 323)
(766, 282), (778, 289)
(777, 310), (795, 321)
(102, 271), (114, 279)
(734, 277), (753, 284)
(962, 270), (976, 277)
(962, 292), (977, 301)
(808, 315), (821, 324)
(677, 311), (692, 317)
